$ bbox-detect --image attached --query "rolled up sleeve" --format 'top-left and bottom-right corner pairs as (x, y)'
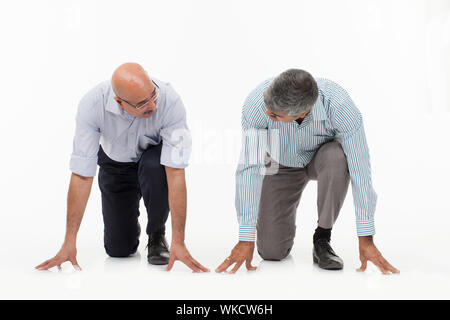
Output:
(69, 92), (101, 177)
(159, 97), (191, 169)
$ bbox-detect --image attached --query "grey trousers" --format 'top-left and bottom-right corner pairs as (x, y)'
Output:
(256, 141), (350, 261)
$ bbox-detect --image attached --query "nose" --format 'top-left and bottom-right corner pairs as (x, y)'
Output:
(143, 101), (157, 112)
(150, 99), (158, 109)
(142, 102), (157, 115)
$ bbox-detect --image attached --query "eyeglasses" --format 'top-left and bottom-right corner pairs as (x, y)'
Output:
(117, 80), (160, 110)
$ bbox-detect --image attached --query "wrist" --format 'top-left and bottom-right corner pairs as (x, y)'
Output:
(171, 238), (185, 246)
(238, 241), (255, 248)
(358, 235), (374, 246)
(171, 227), (185, 244)
(63, 235), (77, 246)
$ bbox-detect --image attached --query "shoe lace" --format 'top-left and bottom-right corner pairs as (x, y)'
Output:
(317, 238), (336, 256)
(147, 233), (167, 249)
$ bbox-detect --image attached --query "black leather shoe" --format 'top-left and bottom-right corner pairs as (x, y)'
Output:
(313, 238), (343, 270)
(147, 232), (170, 265)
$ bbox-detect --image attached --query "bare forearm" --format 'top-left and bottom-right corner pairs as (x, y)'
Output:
(165, 167), (187, 244)
(64, 173), (93, 244)
(162, 167), (209, 273)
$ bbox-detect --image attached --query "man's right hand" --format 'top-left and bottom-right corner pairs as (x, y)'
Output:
(35, 242), (81, 271)
(215, 241), (257, 274)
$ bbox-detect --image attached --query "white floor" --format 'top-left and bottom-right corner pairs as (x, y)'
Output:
(2, 227), (450, 300)
(2, 191), (450, 299)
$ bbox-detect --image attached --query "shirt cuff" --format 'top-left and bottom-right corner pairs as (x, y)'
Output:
(356, 219), (375, 237)
(239, 225), (256, 242)
(160, 144), (191, 169)
(70, 154), (98, 177)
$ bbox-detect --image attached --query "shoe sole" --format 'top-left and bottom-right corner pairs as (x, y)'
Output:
(148, 257), (169, 265)
(313, 253), (343, 270)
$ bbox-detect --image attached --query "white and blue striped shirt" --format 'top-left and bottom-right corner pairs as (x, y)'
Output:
(236, 78), (377, 241)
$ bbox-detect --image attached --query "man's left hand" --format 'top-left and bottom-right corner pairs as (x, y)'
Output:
(166, 242), (209, 273)
(357, 236), (400, 274)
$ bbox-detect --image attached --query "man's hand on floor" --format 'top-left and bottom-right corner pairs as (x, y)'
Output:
(357, 236), (399, 274)
(35, 241), (81, 271)
(215, 241), (257, 274)
(166, 241), (209, 273)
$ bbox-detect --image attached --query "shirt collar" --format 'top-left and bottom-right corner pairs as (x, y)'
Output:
(311, 97), (327, 121)
(106, 82), (123, 115)
(105, 82), (135, 120)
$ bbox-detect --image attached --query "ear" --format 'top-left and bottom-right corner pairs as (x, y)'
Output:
(300, 110), (310, 118)
(114, 96), (125, 110)
(265, 109), (271, 116)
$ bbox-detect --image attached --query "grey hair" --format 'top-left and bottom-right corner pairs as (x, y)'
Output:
(263, 69), (318, 117)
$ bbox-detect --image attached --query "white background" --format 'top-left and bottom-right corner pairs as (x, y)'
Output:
(0, 0), (449, 299)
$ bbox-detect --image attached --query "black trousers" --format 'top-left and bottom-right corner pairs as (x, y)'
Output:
(97, 144), (170, 257)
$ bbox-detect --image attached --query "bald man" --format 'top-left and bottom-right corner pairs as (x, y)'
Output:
(36, 63), (208, 272)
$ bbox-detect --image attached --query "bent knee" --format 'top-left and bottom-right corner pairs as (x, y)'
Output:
(320, 143), (348, 170)
(257, 245), (292, 261)
(323, 142), (345, 159)
(105, 241), (138, 258)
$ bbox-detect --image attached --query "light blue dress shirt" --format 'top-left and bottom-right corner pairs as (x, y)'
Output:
(236, 78), (377, 241)
(70, 79), (191, 177)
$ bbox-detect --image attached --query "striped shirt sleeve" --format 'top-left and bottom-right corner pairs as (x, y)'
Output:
(327, 83), (378, 236)
(235, 91), (268, 242)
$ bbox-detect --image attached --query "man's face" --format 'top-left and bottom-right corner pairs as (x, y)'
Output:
(265, 109), (310, 123)
(114, 79), (159, 119)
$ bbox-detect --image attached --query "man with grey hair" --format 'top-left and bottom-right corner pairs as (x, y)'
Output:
(216, 69), (399, 274)
(35, 63), (208, 273)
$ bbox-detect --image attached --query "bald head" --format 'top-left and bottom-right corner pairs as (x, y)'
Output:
(111, 62), (152, 99)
